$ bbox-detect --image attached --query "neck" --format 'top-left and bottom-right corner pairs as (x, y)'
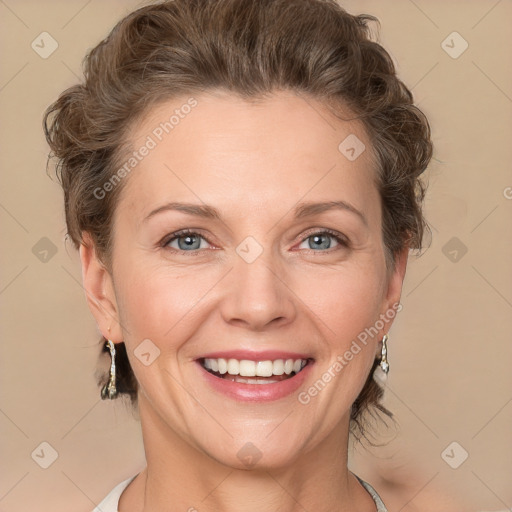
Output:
(123, 394), (375, 512)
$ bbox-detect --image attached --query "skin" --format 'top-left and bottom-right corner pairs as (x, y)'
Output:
(80, 89), (408, 512)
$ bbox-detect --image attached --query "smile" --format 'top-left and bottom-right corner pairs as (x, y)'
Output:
(200, 357), (310, 384)
(195, 355), (315, 401)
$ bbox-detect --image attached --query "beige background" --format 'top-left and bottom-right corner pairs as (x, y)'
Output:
(1, 0), (511, 511)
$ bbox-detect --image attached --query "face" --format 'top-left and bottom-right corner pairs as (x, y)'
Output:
(81, 90), (407, 470)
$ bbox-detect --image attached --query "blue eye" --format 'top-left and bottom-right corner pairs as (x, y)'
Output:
(298, 230), (348, 251)
(161, 228), (348, 254)
(164, 230), (209, 251)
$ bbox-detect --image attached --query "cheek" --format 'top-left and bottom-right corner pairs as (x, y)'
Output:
(112, 264), (206, 393)
(113, 258), (219, 342)
(295, 264), (385, 343)
(295, 263), (384, 399)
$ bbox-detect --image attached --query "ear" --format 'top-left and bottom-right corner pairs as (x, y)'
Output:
(381, 245), (409, 320)
(79, 232), (123, 342)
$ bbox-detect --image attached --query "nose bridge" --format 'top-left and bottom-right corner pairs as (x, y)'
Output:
(221, 236), (295, 329)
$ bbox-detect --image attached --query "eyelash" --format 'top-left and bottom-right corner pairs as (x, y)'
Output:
(159, 228), (349, 254)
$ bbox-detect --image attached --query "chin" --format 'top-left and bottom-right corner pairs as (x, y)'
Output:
(202, 435), (306, 472)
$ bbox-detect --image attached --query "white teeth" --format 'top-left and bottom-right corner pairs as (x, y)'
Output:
(239, 360), (256, 376)
(202, 357), (308, 377)
(272, 359), (285, 375)
(217, 358), (228, 374)
(227, 359), (239, 375)
(209, 358), (219, 372)
(256, 360), (273, 377)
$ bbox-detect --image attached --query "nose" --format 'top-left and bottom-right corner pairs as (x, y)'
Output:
(220, 248), (297, 331)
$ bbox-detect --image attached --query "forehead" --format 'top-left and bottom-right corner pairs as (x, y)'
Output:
(116, 90), (380, 226)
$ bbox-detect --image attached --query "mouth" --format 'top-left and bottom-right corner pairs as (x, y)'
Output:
(198, 357), (314, 385)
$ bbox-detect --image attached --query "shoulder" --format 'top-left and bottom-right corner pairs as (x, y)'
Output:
(92, 475), (138, 512)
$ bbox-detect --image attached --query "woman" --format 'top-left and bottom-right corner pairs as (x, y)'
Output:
(43, 0), (432, 510)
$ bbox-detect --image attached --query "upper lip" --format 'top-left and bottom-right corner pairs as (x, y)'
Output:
(197, 350), (313, 361)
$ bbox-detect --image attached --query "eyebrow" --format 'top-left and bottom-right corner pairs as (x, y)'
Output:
(294, 200), (367, 227)
(143, 200), (368, 227)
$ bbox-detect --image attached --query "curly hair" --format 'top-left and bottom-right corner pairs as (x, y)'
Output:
(43, 0), (433, 436)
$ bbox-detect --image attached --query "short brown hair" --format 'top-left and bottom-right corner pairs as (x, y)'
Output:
(43, 0), (433, 435)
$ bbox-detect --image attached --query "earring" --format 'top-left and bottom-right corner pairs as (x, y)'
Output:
(373, 334), (389, 385)
(101, 339), (118, 400)
(379, 333), (389, 374)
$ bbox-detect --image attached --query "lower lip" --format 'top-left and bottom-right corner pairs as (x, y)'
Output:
(196, 361), (314, 402)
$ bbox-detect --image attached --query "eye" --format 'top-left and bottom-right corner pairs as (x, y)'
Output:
(297, 229), (348, 252)
(162, 229), (211, 252)
(160, 228), (349, 254)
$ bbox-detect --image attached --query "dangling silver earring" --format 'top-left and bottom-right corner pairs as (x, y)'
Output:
(101, 339), (118, 400)
(373, 334), (389, 385)
(380, 333), (389, 374)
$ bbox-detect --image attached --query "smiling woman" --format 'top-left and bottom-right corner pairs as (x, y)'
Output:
(43, 0), (432, 511)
